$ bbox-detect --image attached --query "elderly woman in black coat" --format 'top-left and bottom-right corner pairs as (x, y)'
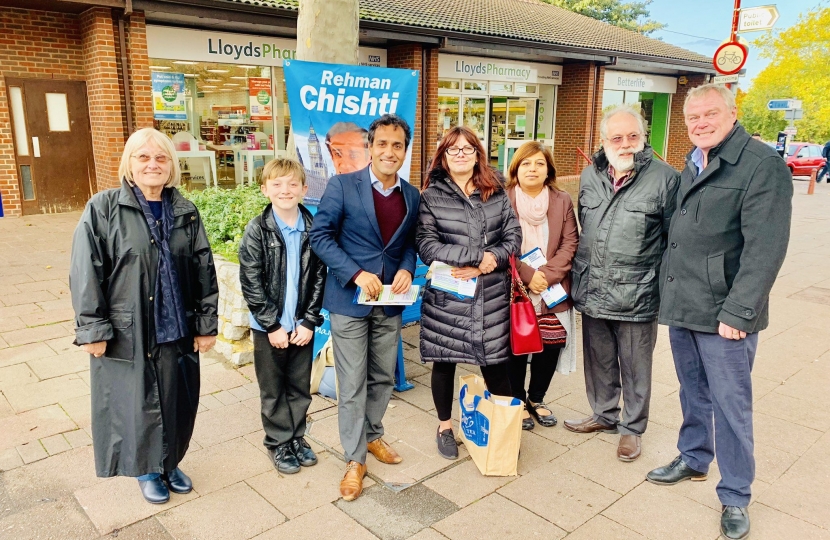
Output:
(70, 127), (218, 504)
(417, 125), (522, 460)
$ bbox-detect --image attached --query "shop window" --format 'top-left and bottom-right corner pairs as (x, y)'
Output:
(437, 96), (460, 140)
(438, 79), (461, 90)
(20, 165), (34, 200)
(149, 59), (284, 190)
(515, 84), (537, 95)
(463, 81), (488, 92)
(490, 82), (513, 95)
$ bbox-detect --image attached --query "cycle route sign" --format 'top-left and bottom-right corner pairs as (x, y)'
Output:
(713, 41), (748, 76)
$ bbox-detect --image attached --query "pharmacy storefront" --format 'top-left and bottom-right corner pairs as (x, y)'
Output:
(145, 25), (385, 188)
(602, 70), (678, 157)
(437, 54), (562, 170)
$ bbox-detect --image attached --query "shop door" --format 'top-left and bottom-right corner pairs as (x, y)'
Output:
(462, 96), (489, 149)
(501, 98), (537, 170)
(6, 78), (95, 215)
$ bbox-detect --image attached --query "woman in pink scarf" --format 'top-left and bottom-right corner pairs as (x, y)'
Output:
(506, 142), (579, 430)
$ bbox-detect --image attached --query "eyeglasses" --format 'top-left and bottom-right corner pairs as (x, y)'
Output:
(446, 146), (476, 156)
(607, 134), (641, 146)
(132, 154), (171, 164)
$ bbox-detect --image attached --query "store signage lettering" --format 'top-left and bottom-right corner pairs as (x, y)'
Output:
(603, 70), (678, 94)
(146, 26), (386, 68)
(437, 54), (562, 85)
(298, 70), (399, 116)
(454, 60), (532, 81)
(207, 39), (296, 61)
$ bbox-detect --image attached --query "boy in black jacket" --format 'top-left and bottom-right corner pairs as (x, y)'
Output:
(239, 158), (326, 474)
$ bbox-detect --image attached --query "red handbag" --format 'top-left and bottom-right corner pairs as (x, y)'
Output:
(509, 254), (544, 355)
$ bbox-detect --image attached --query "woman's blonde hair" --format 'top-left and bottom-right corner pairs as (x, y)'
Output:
(506, 141), (558, 191)
(118, 127), (181, 188)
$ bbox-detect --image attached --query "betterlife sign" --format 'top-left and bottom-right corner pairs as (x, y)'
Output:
(438, 54), (562, 85)
(604, 71), (678, 94)
(146, 26), (386, 68)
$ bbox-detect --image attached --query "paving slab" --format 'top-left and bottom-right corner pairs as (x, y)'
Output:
(422, 459), (515, 508)
(0, 497), (98, 540)
(74, 475), (200, 535)
(335, 483), (458, 540)
(103, 517), (176, 540)
(3, 373), (89, 413)
(156, 482), (285, 540)
(254, 503), (378, 540)
(0, 342), (56, 369)
(176, 437), (272, 496)
(431, 492), (566, 540)
(190, 401), (262, 448)
(565, 514), (646, 539)
(27, 350), (89, 380)
(0, 404), (76, 450)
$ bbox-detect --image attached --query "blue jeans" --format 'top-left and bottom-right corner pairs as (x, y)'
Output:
(136, 473), (160, 481)
(669, 327), (758, 507)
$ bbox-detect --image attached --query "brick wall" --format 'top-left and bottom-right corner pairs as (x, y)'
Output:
(0, 7), (85, 216)
(127, 12), (153, 129)
(80, 7), (125, 192)
(665, 74), (708, 171)
(386, 44), (426, 187)
(553, 62), (603, 177)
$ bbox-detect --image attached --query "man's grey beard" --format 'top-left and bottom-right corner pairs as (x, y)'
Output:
(605, 141), (645, 173)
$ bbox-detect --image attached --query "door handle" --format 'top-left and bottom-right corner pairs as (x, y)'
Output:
(32, 137), (40, 158)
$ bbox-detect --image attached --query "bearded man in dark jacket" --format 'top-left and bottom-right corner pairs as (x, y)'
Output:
(565, 105), (679, 464)
(647, 84), (792, 540)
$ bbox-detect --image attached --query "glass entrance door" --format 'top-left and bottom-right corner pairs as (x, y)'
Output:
(463, 96), (489, 150)
(498, 98), (537, 170)
(437, 96), (460, 141)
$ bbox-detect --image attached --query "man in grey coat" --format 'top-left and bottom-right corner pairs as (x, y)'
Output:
(565, 105), (679, 462)
(647, 84), (792, 540)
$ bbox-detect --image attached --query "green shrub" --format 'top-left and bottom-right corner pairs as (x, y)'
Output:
(180, 185), (266, 263)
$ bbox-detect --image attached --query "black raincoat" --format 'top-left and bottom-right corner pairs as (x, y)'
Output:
(69, 180), (218, 477)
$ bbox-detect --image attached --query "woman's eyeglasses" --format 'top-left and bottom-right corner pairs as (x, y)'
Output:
(132, 154), (171, 164)
(445, 146), (476, 156)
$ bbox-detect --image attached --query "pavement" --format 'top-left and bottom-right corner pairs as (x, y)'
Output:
(2, 179), (830, 540)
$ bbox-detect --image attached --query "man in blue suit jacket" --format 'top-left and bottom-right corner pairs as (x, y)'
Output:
(309, 115), (420, 502)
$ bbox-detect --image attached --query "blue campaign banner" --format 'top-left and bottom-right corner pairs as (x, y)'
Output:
(152, 72), (187, 121)
(283, 59), (419, 204)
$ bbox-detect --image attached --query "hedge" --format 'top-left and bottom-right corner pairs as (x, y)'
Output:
(180, 185), (266, 263)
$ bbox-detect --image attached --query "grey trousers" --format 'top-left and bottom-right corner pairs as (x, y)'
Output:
(330, 307), (401, 464)
(581, 314), (658, 436)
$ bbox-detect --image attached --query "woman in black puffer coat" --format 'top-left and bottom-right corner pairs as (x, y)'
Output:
(417, 125), (522, 460)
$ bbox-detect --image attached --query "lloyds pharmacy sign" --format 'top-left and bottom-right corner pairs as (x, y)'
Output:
(145, 26), (386, 68)
(438, 54), (562, 85)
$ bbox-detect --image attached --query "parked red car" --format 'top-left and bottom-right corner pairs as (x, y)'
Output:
(786, 143), (826, 176)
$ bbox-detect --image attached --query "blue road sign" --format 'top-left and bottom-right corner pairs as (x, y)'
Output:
(768, 99), (796, 110)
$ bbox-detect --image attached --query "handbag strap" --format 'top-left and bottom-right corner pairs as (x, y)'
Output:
(509, 254), (532, 303)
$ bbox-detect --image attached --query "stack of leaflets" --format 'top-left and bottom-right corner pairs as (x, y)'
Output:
(353, 285), (421, 305)
(519, 248), (568, 308)
(428, 261), (477, 298)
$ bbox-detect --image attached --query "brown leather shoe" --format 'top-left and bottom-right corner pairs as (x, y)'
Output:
(563, 416), (619, 434)
(617, 435), (642, 462)
(339, 461), (367, 502)
(367, 438), (402, 464)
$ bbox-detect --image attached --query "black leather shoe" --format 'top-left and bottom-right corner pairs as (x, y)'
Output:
(527, 400), (557, 427)
(646, 455), (708, 485)
(721, 506), (750, 539)
(138, 476), (170, 504)
(269, 443), (300, 474)
(162, 468), (193, 494)
(521, 408), (535, 431)
(291, 438), (318, 467)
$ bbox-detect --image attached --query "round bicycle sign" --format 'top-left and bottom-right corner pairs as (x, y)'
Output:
(713, 41), (748, 75)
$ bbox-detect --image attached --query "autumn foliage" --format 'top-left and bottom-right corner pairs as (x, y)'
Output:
(739, 8), (830, 143)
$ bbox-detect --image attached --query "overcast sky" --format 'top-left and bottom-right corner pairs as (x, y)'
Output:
(646, 0), (825, 87)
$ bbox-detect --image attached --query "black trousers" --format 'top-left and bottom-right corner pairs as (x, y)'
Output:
(431, 362), (512, 422)
(508, 345), (562, 403)
(151, 340), (201, 473)
(252, 330), (314, 449)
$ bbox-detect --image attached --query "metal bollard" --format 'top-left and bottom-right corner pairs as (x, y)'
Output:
(808, 168), (817, 195)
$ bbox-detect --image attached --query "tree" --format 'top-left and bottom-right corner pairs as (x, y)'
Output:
(542, 0), (665, 35)
(739, 8), (830, 143)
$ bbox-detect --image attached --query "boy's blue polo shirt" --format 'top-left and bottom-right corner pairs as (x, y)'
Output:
(249, 209), (304, 333)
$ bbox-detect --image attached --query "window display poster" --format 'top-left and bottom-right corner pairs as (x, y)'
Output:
(248, 77), (272, 121)
(152, 72), (187, 120)
(283, 59), (419, 204)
